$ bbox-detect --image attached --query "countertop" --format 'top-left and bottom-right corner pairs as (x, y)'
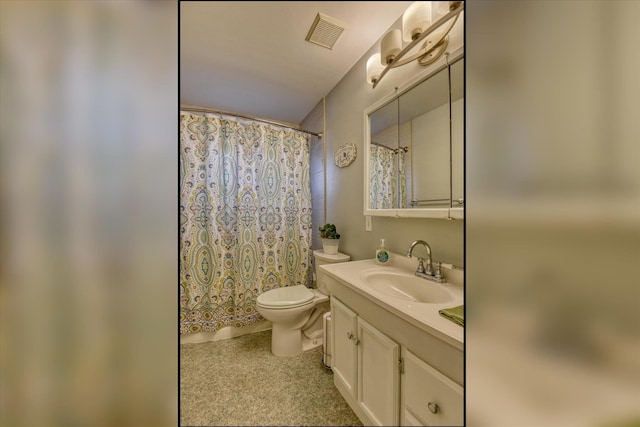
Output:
(320, 252), (464, 350)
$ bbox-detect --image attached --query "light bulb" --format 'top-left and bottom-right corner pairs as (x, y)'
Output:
(380, 29), (402, 65)
(402, 2), (432, 42)
(366, 53), (384, 85)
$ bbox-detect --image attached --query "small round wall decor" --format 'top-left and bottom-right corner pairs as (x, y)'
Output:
(334, 142), (357, 168)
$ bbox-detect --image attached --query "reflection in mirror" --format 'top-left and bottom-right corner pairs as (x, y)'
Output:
(399, 66), (450, 208)
(365, 53), (464, 217)
(369, 99), (399, 209)
(450, 58), (464, 207)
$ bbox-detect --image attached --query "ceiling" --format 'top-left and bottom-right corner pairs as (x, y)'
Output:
(180, 1), (413, 126)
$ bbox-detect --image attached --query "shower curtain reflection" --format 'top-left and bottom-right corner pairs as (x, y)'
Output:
(179, 111), (312, 334)
(369, 144), (407, 209)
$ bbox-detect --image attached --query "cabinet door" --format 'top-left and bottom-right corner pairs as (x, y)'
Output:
(401, 348), (463, 426)
(331, 298), (358, 398)
(357, 317), (399, 426)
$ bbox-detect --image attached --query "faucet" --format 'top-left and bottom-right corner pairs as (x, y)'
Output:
(406, 240), (446, 283)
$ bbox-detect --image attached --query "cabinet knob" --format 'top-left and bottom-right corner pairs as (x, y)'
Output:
(427, 402), (439, 414)
(346, 332), (353, 340)
(353, 338), (360, 345)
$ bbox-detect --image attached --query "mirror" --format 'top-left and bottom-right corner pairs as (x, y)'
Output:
(450, 58), (464, 208)
(365, 56), (464, 218)
(369, 99), (399, 210)
(400, 65), (450, 208)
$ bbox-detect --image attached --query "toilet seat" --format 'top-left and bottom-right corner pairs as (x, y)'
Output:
(257, 285), (315, 309)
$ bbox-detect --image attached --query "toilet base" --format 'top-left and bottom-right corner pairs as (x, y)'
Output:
(271, 323), (304, 357)
(269, 322), (325, 356)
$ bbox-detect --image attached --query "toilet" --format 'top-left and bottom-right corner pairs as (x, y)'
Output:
(256, 249), (350, 356)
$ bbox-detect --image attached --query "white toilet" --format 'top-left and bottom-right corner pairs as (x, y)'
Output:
(256, 249), (350, 356)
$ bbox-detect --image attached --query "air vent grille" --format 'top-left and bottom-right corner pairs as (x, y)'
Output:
(305, 13), (346, 50)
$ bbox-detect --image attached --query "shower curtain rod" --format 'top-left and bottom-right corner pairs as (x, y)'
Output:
(370, 141), (394, 149)
(371, 142), (409, 152)
(180, 105), (322, 138)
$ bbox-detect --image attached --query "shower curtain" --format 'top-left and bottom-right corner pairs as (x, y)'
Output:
(179, 111), (312, 334)
(369, 145), (406, 209)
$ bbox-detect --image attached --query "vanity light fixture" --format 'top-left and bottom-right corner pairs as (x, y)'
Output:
(366, 1), (463, 88)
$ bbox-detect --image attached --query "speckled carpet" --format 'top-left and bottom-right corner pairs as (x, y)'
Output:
(180, 329), (362, 426)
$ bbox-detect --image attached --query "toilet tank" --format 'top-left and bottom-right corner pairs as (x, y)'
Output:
(313, 249), (350, 295)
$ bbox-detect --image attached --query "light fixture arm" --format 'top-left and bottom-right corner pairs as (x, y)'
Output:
(372, 2), (464, 88)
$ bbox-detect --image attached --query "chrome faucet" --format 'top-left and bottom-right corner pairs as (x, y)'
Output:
(406, 240), (446, 283)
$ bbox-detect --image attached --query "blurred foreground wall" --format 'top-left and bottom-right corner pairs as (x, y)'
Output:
(466, 1), (639, 426)
(1, 2), (178, 426)
(1, 1), (638, 426)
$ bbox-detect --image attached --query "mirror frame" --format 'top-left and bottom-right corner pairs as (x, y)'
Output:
(363, 48), (463, 219)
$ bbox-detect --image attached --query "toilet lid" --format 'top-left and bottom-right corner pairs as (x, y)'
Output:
(313, 249), (350, 263)
(257, 285), (314, 308)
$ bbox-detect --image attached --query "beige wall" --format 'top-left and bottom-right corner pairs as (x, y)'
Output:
(302, 17), (464, 267)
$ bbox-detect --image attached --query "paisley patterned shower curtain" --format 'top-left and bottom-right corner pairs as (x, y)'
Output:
(398, 150), (406, 207)
(179, 111), (312, 334)
(369, 145), (406, 209)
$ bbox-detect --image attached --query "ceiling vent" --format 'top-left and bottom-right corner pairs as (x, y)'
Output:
(305, 13), (346, 50)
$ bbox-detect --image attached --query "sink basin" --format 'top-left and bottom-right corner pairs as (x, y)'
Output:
(359, 270), (454, 304)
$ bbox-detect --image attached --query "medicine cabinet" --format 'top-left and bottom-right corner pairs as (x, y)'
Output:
(364, 54), (464, 219)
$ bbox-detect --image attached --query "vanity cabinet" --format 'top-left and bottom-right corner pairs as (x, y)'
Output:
(331, 298), (399, 426)
(401, 348), (463, 426)
(331, 298), (358, 398)
(331, 296), (461, 426)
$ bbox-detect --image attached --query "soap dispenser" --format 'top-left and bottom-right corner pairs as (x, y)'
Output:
(375, 239), (390, 265)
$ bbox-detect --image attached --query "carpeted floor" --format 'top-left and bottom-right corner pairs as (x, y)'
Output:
(180, 329), (362, 426)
